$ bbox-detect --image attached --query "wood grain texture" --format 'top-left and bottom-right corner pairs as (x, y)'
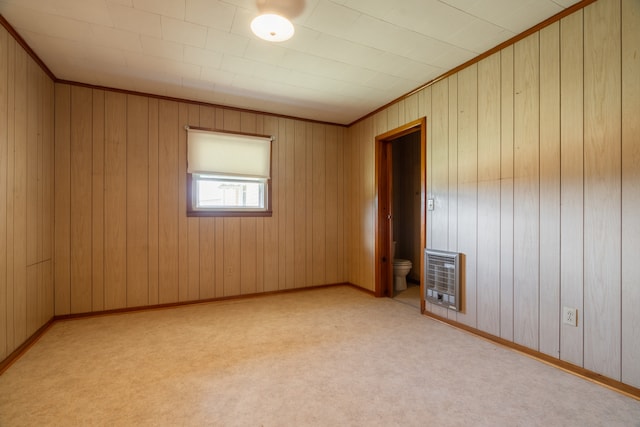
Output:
(0, 26), (55, 357)
(126, 95), (149, 307)
(262, 116), (279, 292)
(456, 65), (478, 327)
(583, 0), (621, 380)
(177, 104), (189, 301)
(0, 26), (8, 359)
(104, 91), (127, 310)
(312, 124), (326, 286)
(5, 36), (15, 349)
(500, 45), (515, 341)
(513, 33), (540, 350)
(148, 98), (159, 305)
(92, 90), (105, 311)
(431, 80), (449, 252)
(158, 100), (179, 303)
(54, 84), (71, 315)
(69, 86), (93, 313)
(621, 0), (640, 389)
(559, 10), (584, 367)
(476, 53), (501, 337)
(187, 104), (200, 301)
(539, 22), (561, 358)
(13, 47), (27, 345)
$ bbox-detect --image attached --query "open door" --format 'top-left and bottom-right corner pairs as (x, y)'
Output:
(375, 118), (427, 309)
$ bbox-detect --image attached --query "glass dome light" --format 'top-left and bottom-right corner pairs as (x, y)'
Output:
(250, 13), (294, 42)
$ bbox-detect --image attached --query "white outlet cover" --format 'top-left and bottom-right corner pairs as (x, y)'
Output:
(563, 306), (578, 327)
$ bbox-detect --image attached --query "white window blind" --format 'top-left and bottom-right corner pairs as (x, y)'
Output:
(186, 127), (272, 178)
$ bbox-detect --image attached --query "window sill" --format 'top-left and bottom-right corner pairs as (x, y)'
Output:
(187, 210), (273, 218)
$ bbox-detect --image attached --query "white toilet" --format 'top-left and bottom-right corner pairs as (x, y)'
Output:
(392, 242), (412, 291)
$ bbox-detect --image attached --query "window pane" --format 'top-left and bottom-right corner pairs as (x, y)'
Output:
(196, 178), (264, 209)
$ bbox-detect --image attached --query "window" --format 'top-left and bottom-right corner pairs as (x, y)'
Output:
(186, 126), (273, 217)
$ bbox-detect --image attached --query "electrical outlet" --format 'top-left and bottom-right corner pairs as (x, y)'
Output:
(563, 306), (578, 327)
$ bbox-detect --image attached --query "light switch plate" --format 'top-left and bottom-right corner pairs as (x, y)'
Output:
(427, 199), (434, 211)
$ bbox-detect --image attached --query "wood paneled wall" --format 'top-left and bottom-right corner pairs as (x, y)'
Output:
(344, 0), (640, 388)
(0, 24), (55, 360)
(54, 84), (346, 315)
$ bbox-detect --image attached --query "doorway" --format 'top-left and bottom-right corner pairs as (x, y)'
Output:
(375, 118), (426, 312)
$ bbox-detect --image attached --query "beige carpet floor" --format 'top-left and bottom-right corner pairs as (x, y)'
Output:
(1, 285), (639, 426)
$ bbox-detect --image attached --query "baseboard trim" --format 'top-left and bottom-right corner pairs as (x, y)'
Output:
(0, 319), (56, 375)
(422, 310), (640, 401)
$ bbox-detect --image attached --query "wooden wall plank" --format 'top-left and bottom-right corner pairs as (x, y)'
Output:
(621, 0), (640, 389)
(446, 76), (458, 321)
(336, 127), (345, 281)
(158, 100), (179, 303)
(223, 218), (241, 296)
(431, 80), (449, 252)
(13, 47), (27, 345)
(178, 103), (189, 301)
(147, 98), (159, 305)
(284, 119), (296, 289)
(559, 10), (584, 367)
(325, 126), (338, 284)
(262, 116), (279, 292)
(500, 45), (515, 340)
(187, 104), (200, 301)
(26, 61), (38, 268)
(583, 0), (621, 380)
(476, 53), (501, 337)
(43, 80), (54, 321)
(0, 28), (7, 358)
(126, 95), (149, 307)
(312, 124), (326, 286)
(69, 86), (93, 313)
(198, 107), (215, 299)
(104, 91), (127, 310)
(92, 90), (105, 311)
(305, 123), (314, 287)
(54, 84), (70, 316)
(456, 65), (478, 327)
(513, 33), (540, 350)
(294, 121), (307, 288)
(539, 22), (561, 358)
(5, 36), (15, 347)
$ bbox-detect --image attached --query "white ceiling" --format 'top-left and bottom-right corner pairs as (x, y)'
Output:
(0, 0), (580, 124)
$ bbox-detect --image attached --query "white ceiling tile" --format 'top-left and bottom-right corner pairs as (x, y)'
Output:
(161, 16), (207, 47)
(90, 24), (143, 53)
(200, 67), (236, 86)
(132, 0), (186, 20)
(123, 51), (201, 80)
(106, 3), (162, 38)
(205, 28), (250, 55)
(140, 35), (184, 61)
(244, 40), (287, 66)
(440, 0), (569, 33)
(184, 46), (223, 69)
(185, 0), (237, 31)
(303, 0), (360, 36)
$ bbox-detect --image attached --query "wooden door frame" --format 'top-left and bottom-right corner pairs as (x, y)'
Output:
(374, 118), (427, 309)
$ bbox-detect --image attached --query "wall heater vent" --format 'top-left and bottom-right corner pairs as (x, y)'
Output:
(424, 249), (461, 311)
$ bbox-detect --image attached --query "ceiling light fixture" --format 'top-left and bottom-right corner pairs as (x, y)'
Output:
(251, 13), (294, 42)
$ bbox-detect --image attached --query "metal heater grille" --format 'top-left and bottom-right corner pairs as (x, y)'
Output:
(424, 249), (461, 311)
